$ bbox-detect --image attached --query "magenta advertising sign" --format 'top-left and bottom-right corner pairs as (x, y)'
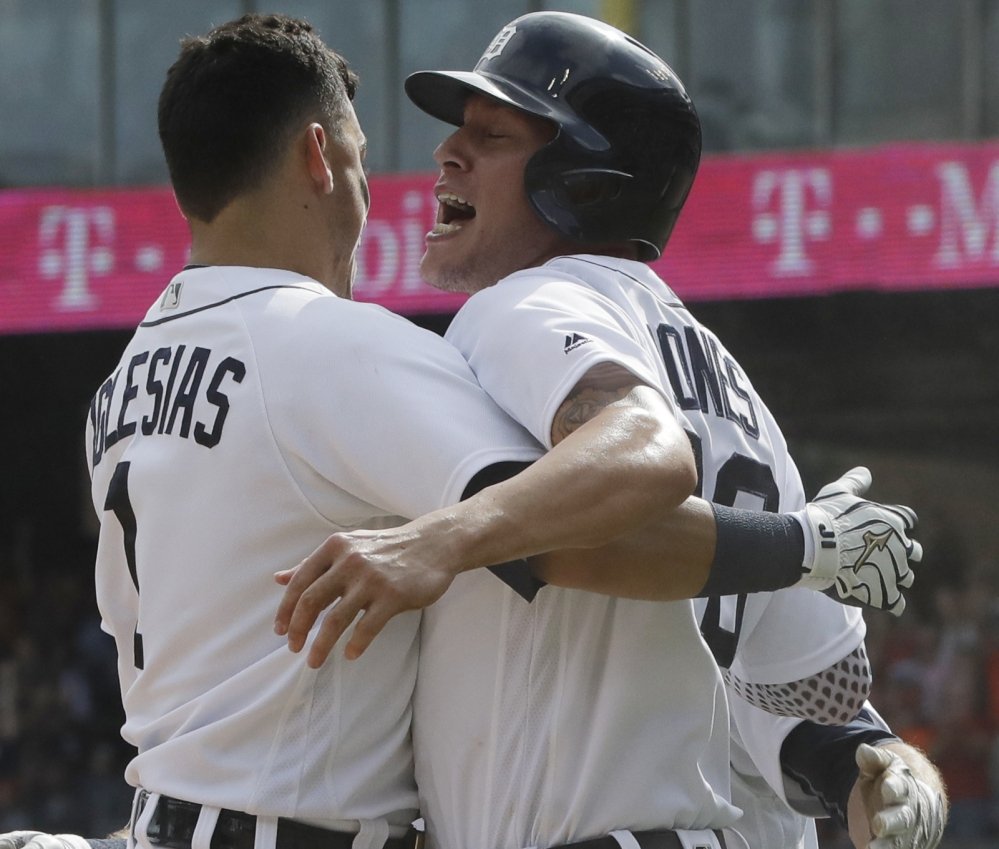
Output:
(3, 141), (999, 335)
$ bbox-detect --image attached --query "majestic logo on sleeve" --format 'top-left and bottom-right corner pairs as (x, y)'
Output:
(563, 332), (592, 354)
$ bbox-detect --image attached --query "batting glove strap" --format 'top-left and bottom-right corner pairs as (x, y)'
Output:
(797, 503), (841, 591)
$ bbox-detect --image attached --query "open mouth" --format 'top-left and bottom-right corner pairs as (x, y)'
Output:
(431, 192), (476, 235)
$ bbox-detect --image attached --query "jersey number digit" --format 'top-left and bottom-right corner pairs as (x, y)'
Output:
(687, 431), (779, 668)
(104, 461), (144, 669)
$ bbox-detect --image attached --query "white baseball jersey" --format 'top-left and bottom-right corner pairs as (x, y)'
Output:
(726, 703), (819, 849)
(417, 254), (864, 849)
(86, 266), (543, 831)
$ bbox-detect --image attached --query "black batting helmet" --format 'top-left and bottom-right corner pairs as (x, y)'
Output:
(405, 11), (701, 261)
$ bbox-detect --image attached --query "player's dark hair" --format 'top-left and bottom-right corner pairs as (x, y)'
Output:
(158, 13), (358, 222)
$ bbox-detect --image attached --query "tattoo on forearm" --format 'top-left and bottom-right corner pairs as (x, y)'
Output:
(552, 387), (623, 442)
(551, 362), (641, 444)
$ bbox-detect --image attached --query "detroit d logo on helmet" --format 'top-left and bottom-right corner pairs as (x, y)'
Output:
(481, 25), (516, 61)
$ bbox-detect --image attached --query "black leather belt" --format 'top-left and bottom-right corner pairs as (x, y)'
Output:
(548, 830), (727, 849)
(133, 791), (416, 849)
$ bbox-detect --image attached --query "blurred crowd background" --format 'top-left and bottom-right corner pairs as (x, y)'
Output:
(3, 1), (999, 847)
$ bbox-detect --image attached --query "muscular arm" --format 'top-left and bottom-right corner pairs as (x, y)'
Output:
(438, 365), (697, 564)
(276, 363), (699, 665)
(276, 360), (919, 664)
(531, 361), (714, 598)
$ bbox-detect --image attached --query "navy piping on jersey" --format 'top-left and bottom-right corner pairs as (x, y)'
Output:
(554, 255), (687, 311)
(139, 285), (317, 327)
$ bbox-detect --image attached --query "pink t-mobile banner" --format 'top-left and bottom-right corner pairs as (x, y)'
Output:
(3, 141), (999, 335)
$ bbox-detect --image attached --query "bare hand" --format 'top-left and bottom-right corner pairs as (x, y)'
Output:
(274, 522), (461, 666)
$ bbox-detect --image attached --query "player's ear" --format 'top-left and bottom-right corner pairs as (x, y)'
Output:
(304, 122), (334, 195)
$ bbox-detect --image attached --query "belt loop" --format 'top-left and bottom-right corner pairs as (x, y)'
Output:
(191, 805), (221, 849)
(131, 791), (160, 849)
(352, 820), (390, 849)
(673, 830), (723, 849)
(608, 831), (643, 849)
(253, 815), (279, 849)
(716, 829), (748, 849)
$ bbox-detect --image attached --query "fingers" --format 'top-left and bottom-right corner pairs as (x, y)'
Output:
(908, 538), (923, 563)
(856, 742), (894, 777)
(844, 466), (873, 496)
(0, 833), (45, 849)
(343, 606), (395, 662)
(880, 770), (911, 806)
(815, 466), (872, 501)
(305, 587), (409, 667)
(273, 567), (296, 586)
(887, 502), (918, 530)
(28, 837), (92, 849)
(873, 804), (917, 839)
(305, 592), (366, 668)
(273, 536), (345, 648)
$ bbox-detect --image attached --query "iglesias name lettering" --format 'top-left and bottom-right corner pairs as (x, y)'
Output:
(89, 344), (246, 467)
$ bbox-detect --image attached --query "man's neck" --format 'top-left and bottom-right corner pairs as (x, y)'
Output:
(187, 203), (335, 292)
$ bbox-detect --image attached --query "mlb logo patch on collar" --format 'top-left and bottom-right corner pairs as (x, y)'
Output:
(160, 280), (183, 311)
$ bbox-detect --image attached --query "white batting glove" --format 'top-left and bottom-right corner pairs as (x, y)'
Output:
(856, 743), (947, 849)
(0, 834), (46, 849)
(0, 835), (90, 849)
(796, 467), (920, 614)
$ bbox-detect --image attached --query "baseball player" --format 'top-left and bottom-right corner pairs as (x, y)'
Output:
(60, 13), (920, 849)
(79, 12), (749, 849)
(272, 12), (928, 849)
(84, 13), (542, 849)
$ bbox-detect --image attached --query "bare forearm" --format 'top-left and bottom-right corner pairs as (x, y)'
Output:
(532, 496), (715, 599)
(422, 391), (696, 574)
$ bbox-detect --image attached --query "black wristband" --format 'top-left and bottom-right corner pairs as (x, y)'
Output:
(781, 706), (899, 827)
(697, 504), (804, 597)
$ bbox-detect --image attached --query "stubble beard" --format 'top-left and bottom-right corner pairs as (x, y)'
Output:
(420, 252), (493, 295)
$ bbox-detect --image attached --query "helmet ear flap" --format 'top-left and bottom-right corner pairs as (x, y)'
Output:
(525, 140), (638, 247)
(554, 169), (631, 207)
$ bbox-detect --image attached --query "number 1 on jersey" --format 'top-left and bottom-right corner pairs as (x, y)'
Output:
(104, 461), (144, 669)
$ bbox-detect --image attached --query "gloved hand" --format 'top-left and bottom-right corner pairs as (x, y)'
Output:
(856, 742), (947, 849)
(0, 833), (45, 849)
(0, 834), (90, 849)
(797, 467), (920, 614)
